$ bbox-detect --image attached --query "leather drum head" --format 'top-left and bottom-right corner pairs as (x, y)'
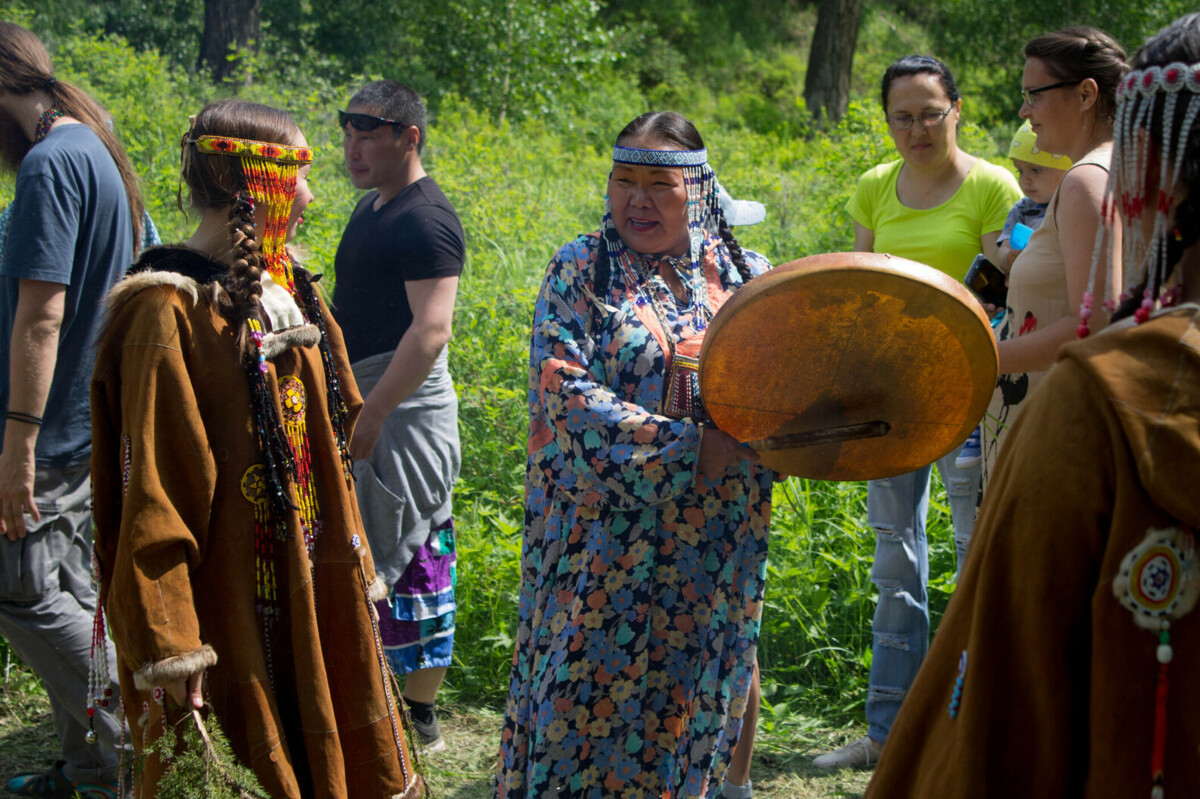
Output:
(699, 252), (998, 480)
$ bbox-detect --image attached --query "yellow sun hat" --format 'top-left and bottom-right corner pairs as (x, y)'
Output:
(1007, 121), (1072, 170)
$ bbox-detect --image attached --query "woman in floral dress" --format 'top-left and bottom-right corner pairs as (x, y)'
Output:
(496, 112), (773, 799)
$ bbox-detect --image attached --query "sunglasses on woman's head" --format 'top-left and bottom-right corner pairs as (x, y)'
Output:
(338, 110), (404, 131)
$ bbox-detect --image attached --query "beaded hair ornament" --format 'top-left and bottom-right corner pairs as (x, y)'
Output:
(1080, 61), (1200, 335)
(189, 134), (313, 297)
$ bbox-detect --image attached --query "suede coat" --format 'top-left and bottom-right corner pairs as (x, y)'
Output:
(865, 305), (1200, 797)
(91, 248), (421, 799)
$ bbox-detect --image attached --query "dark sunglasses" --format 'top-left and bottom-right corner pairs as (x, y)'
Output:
(338, 110), (405, 132)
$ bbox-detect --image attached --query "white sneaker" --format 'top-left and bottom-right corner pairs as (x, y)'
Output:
(811, 735), (883, 770)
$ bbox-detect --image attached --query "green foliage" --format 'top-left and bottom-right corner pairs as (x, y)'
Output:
(924, 0), (1195, 128)
(416, 0), (621, 122)
(147, 709), (268, 798)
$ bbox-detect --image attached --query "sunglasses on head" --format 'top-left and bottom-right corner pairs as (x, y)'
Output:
(338, 110), (405, 132)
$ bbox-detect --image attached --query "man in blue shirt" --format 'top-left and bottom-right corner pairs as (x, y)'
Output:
(0, 23), (143, 798)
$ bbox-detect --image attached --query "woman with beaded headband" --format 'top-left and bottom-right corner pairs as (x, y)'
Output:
(495, 112), (772, 798)
(89, 99), (422, 798)
(980, 27), (1128, 488)
(863, 15), (1200, 798)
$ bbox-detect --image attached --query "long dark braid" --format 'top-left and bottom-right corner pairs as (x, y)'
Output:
(593, 228), (618, 301)
(225, 192), (266, 340)
(224, 188), (299, 527)
(717, 216), (754, 284)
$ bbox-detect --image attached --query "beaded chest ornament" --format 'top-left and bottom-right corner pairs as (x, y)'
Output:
(1112, 526), (1198, 798)
(1079, 62), (1200, 336)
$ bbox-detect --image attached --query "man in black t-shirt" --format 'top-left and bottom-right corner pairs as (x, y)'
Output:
(332, 80), (464, 754)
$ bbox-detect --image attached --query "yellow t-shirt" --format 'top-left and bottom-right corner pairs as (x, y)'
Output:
(846, 158), (1020, 281)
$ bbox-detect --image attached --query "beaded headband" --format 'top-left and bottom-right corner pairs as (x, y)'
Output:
(612, 145), (707, 167)
(1080, 60), (1200, 335)
(191, 135), (313, 164)
(183, 131), (310, 298)
(602, 142), (728, 335)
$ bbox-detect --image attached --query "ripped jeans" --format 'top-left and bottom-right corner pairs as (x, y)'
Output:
(864, 450), (980, 744)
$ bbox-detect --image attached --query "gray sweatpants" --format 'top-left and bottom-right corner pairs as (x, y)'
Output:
(0, 461), (125, 784)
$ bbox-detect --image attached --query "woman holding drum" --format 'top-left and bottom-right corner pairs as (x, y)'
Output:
(496, 111), (772, 798)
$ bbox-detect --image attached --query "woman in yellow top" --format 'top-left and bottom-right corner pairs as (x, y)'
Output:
(812, 54), (1020, 770)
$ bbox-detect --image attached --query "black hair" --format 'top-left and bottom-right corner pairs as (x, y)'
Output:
(880, 55), (960, 113)
(348, 80), (427, 153)
(1112, 13), (1200, 321)
(1024, 26), (1128, 123)
(593, 111), (752, 298)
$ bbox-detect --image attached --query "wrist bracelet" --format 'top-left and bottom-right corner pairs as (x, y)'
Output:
(5, 411), (43, 426)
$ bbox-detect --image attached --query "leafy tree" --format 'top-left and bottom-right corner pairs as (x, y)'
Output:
(921, 0), (1195, 126)
(804, 0), (864, 125)
(198, 0), (261, 83)
(409, 0), (621, 122)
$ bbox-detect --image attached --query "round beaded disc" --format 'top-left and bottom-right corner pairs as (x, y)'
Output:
(279, 376), (307, 423)
(1114, 527), (1198, 629)
(240, 464), (268, 506)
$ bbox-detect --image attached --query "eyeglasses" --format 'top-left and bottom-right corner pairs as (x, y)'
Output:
(1020, 81), (1080, 107)
(886, 105), (955, 131)
(338, 110), (404, 132)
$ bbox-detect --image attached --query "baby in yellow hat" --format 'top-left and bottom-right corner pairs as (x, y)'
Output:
(995, 120), (1073, 271)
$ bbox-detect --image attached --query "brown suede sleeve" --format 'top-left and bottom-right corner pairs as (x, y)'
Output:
(92, 286), (217, 674)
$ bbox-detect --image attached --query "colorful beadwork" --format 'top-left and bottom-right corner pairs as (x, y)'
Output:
(1113, 526), (1198, 799)
(86, 548), (113, 746)
(277, 376), (322, 559)
(240, 156), (301, 297)
(1084, 59), (1200, 335)
(242, 463), (280, 624)
(33, 106), (63, 142)
(612, 145), (707, 167)
(193, 135), (313, 164)
(244, 318), (298, 531)
(947, 650), (967, 718)
(1114, 527), (1198, 626)
(292, 277), (354, 478)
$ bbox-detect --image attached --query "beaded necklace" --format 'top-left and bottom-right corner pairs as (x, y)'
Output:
(33, 106), (63, 142)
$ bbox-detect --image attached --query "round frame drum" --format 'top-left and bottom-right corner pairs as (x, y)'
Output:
(699, 252), (998, 480)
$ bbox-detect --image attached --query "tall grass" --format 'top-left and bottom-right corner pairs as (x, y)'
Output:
(1, 32), (977, 729)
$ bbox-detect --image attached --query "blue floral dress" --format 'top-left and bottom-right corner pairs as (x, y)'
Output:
(496, 232), (774, 798)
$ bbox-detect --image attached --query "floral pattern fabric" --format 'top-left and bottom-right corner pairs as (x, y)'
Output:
(496, 232), (774, 799)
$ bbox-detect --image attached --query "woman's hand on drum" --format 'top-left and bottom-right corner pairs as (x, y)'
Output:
(698, 425), (760, 480)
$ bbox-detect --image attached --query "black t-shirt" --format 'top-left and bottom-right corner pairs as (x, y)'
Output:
(332, 176), (465, 363)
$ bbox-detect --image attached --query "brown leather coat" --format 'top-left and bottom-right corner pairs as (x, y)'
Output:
(866, 306), (1200, 798)
(91, 248), (421, 798)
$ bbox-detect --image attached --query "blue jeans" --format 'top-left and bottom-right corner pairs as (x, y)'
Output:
(864, 450), (979, 744)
